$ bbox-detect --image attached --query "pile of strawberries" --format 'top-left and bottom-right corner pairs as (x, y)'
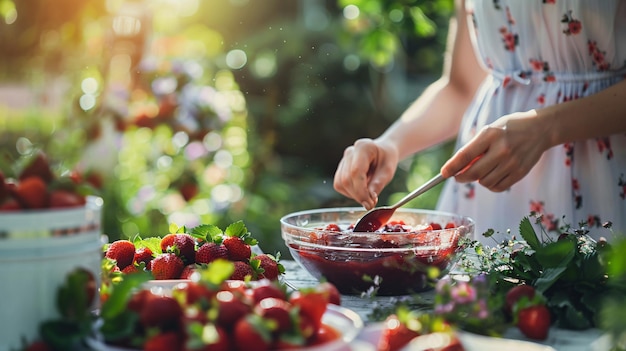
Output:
(0, 150), (99, 211)
(98, 268), (342, 351)
(103, 221), (284, 287)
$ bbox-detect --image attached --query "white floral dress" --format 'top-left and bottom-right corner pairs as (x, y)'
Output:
(437, 0), (626, 243)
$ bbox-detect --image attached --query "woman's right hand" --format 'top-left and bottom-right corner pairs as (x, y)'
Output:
(333, 138), (400, 210)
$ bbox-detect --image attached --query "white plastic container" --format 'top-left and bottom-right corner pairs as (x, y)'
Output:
(0, 196), (104, 351)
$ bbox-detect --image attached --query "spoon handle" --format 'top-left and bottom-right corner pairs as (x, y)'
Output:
(390, 173), (445, 209)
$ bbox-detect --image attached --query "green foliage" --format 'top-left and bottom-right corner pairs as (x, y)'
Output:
(0, 1), (454, 258)
(458, 214), (621, 331)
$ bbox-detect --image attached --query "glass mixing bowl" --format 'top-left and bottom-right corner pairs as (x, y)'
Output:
(280, 207), (474, 296)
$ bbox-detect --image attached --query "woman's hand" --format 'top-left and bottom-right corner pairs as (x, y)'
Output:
(441, 110), (551, 192)
(333, 138), (400, 210)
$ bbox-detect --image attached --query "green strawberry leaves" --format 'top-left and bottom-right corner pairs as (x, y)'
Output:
(188, 220), (258, 246)
(461, 213), (623, 331)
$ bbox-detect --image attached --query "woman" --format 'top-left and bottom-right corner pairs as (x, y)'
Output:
(333, 0), (626, 242)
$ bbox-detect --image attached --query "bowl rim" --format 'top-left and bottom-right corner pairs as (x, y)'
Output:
(281, 207), (474, 252)
(280, 207), (475, 228)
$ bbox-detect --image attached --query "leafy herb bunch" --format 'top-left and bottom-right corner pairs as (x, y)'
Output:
(458, 213), (620, 330)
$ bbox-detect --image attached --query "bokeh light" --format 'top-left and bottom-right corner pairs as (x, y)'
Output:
(225, 49), (247, 69)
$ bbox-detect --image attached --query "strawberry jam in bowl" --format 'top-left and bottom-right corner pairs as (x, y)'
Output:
(280, 207), (474, 296)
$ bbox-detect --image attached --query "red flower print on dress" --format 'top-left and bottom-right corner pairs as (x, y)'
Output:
(542, 212), (559, 232)
(563, 143), (574, 166)
(530, 200), (545, 213)
(588, 40), (611, 71)
(561, 10), (582, 35)
(597, 137), (614, 160)
(537, 93), (545, 105)
(502, 75), (512, 88)
(530, 202), (560, 232)
(572, 178), (582, 209)
(543, 0), (556, 4)
(587, 215), (602, 228)
(528, 59), (556, 82)
(499, 27), (518, 52)
(529, 59), (545, 72)
(619, 174), (626, 200)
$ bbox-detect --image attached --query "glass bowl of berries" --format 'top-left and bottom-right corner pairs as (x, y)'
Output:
(280, 207), (474, 296)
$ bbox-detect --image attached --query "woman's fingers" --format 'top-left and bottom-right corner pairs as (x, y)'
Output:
(333, 139), (380, 209)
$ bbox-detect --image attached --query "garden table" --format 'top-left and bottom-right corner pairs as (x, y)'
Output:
(280, 260), (610, 351)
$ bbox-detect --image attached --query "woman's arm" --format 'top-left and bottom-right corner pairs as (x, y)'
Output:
(376, 0), (487, 160)
(333, 0), (486, 209)
(441, 79), (626, 191)
(544, 79), (626, 146)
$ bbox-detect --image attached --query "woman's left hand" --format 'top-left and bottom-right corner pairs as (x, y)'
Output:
(440, 110), (552, 192)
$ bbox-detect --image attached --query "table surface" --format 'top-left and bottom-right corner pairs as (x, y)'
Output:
(280, 260), (610, 351)
(281, 260), (434, 324)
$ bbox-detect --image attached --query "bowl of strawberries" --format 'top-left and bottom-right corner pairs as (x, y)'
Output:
(101, 220), (285, 302)
(88, 263), (362, 351)
(281, 207), (474, 296)
(0, 150), (104, 351)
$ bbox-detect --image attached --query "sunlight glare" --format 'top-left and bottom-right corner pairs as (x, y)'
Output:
(343, 5), (359, 20)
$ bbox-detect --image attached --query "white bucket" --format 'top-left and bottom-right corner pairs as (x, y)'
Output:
(0, 196), (104, 351)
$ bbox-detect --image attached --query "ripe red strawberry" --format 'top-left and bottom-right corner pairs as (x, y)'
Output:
(223, 236), (252, 262)
(233, 315), (272, 351)
(289, 288), (329, 332)
(246, 280), (287, 303)
(255, 254), (282, 281)
(186, 324), (230, 351)
(143, 331), (182, 351)
(0, 171), (8, 202)
(178, 281), (215, 305)
(230, 261), (255, 281)
(160, 233), (196, 264)
(215, 290), (252, 329)
(160, 234), (178, 252)
(179, 182), (198, 202)
(318, 282), (341, 306)
(48, 189), (86, 208)
(85, 171), (104, 189)
(180, 264), (197, 279)
(0, 197), (21, 211)
(19, 151), (54, 184)
(253, 297), (292, 334)
(377, 314), (420, 351)
(505, 284), (536, 315)
(517, 304), (551, 340)
(121, 264), (139, 274)
(105, 240), (136, 270)
(169, 234), (196, 264)
(127, 289), (152, 313)
(133, 247), (153, 266)
(196, 242), (228, 264)
(151, 253), (185, 280)
(13, 176), (48, 209)
(429, 222), (443, 230)
(140, 294), (183, 329)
